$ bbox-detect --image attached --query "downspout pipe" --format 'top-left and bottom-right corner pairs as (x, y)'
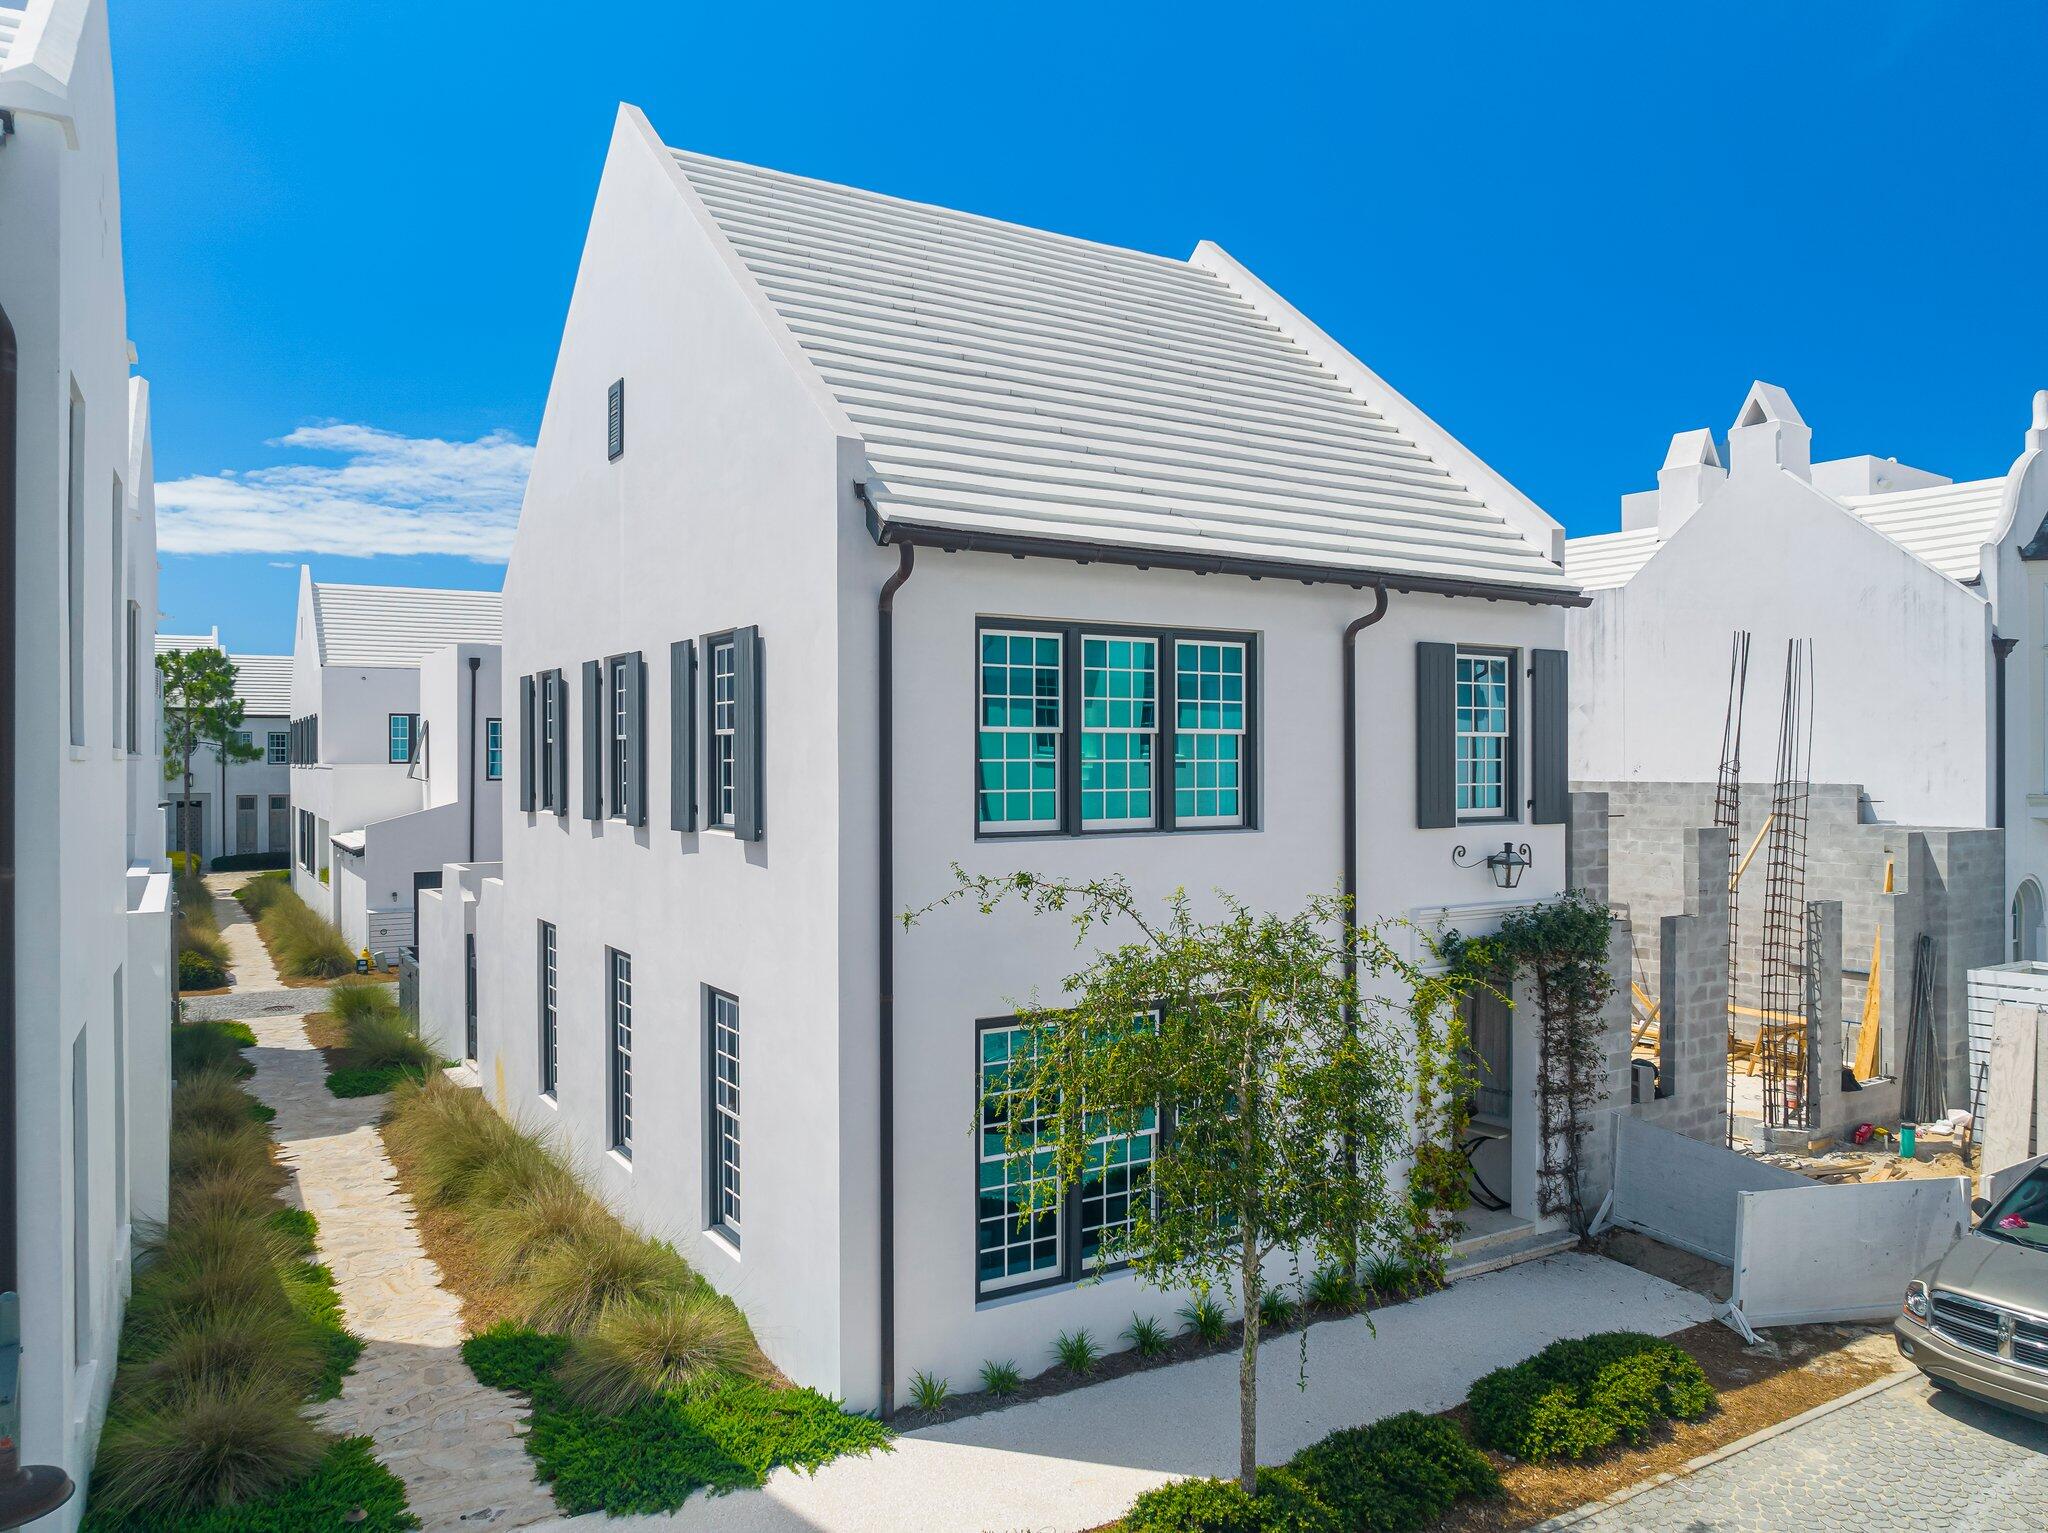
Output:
(1338, 586), (1389, 1285)
(467, 655), (481, 861)
(874, 527), (915, 1421)
(1995, 637), (2016, 832)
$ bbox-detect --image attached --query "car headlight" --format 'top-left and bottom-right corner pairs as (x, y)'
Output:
(1903, 1281), (1931, 1324)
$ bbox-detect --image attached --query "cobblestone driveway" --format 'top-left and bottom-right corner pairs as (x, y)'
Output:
(1564, 1375), (2048, 1531)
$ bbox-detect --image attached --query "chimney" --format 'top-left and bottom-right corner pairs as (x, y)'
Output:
(1655, 428), (1725, 536)
(1727, 381), (1811, 480)
(2029, 389), (2048, 452)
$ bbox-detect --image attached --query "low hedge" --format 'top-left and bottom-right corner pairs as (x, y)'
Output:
(211, 852), (289, 873)
(178, 949), (231, 991)
(1467, 1331), (1714, 1463)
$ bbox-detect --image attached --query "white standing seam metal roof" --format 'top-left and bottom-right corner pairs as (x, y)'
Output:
(227, 654), (293, 716)
(154, 630), (219, 655)
(0, 7), (24, 67)
(1564, 476), (2009, 591)
(669, 149), (1576, 599)
(311, 581), (503, 667)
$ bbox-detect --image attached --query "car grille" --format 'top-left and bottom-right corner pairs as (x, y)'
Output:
(1931, 1290), (2048, 1373)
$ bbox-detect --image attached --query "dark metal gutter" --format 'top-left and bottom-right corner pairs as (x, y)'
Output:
(870, 498), (915, 1419)
(467, 655), (481, 860)
(1338, 587), (1390, 1282)
(863, 505), (1588, 609)
(1996, 635), (2016, 830)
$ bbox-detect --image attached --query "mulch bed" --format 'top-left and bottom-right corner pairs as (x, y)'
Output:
(1434, 1320), (1900, 1531)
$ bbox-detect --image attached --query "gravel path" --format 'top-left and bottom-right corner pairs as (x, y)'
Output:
(1558, 1372), (2048, 1532)
(243, 1012), (558, 1531)
(532, 1252), (1715, 1533)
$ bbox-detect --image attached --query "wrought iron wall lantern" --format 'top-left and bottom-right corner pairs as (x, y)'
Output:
(1453, 841), (1531, 890)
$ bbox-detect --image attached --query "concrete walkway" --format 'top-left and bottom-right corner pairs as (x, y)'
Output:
(534, 1252), (1715, 1533)
(1557, 1373), (2048, 1531)
(243, 1012), (558, 1532)
(203, 872), (281, 989)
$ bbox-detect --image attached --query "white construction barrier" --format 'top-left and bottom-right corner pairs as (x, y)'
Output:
(1593, 1114), (1810, 1265)
(1721, 1177), (1969, 1340)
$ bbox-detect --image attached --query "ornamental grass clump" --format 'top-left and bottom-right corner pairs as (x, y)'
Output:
(475, 1180), (612, 1283)
(553, 1293), (764, 1413)
(89, 1376), (330, 1519)
(324, 983), (441, 1096)
(521, 1225), (697, 1335)
(251, 882), (355, 978)
(171, 1019), (256, 1079)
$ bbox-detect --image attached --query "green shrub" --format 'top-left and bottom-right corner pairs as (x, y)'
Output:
(1306, 1267), (1361, 1311)
(1254, 1465), (1340, 1533)
(553, 1293), (764, 1413)
(209, 851), (288, 873)
(171, 1022), (256, 1079)
(1125, 1476), (1277, 1533)
(908, 1370), (950, 1412)
(82, 1436), (414, 1532)
(178, 949), (231, 992)
(1290, 1411), (1498, 1532)
(462, 1322), (571, 1393)
(1364, 1255), (1415, 1302)
(1467, 1332), (1714, 1463)
(978, 1359), (1022, 1396)
(1053, 1329), (1100, 1373)
(169, 850), (202, 876)
(1124, 1314), (1170, 1357)
(1179, 1292), (1229, 1342)
(521, 1225), (695, 1334)
(1258, 1288), (1297, 1330)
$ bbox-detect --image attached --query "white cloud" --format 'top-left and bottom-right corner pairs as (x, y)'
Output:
(157, 423), (533, 561)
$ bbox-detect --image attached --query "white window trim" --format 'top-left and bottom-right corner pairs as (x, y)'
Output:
(1171, 638), (1247, 829)
(1454, 648), (1514, 821)
(978, 628), (1063, 834)
(709, 638), (737, 829)
(1080, 633), (1157, 832)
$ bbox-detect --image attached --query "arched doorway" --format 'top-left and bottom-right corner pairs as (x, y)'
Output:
(2013, 878), (2045, 963)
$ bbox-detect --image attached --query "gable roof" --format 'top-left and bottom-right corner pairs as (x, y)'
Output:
(667, 147), (1576, 602)
(310, 581), (503, 668)
(228, 654), (292, 716)
(1564, 475), (2006, 591)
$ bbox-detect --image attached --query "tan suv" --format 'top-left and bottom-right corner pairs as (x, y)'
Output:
(1896, 1157), (2048, 1420)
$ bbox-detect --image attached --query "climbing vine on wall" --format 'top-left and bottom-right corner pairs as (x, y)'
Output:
(1442, 891), (1617, 1241)
(1405, 958), (1485, 1280)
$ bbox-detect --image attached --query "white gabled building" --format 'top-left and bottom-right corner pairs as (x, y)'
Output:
(286, 569), (503, 958)
(2, 0), (173, 1521)
(434, 106), (1595, 1417)
(156, 630), (293, 865)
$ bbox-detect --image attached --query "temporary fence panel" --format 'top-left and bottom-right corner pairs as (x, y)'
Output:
(1966, 964), (2048, 1151)
(1981, 1002), (2041, 1179)
(1596, 1114), (1810, 1265)
(1723, 1176), (1968, 1337)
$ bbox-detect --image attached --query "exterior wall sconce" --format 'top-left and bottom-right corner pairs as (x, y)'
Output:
(1454, 841), (1531, 890)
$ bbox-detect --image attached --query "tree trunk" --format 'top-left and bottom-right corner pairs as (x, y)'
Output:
(1238, 1230), (1261, 1495)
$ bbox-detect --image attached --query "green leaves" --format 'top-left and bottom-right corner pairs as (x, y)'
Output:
(159, 647), (262, 792)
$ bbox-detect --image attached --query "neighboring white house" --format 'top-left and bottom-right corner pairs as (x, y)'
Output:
(156, 629), (292, 865)
(286, 568), (503, 956)
(1564, 382), (2048, 958)
(424, 106), (1596, 1418)
(1, 0), (174, 1522)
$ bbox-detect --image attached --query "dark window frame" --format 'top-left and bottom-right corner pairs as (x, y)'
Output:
(604, 653), (634, 820)
(485, 717), (502, 781)
(704, 631), (739, 831)
(971, 617), (1259, 842)
(971, 1011), (1162, 1302)
(607, 378), (625, 462)
(387, 711), (418, 766)
(606, 946), (633, 1158)
(704, 987), (742, 1248)
(1451, 644), (1521, 827)
(537, 920), (558, 1099)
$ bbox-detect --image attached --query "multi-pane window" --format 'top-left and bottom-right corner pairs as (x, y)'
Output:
(977, 1024), (1060, 1292)
(540, 675), (559, 809)
(388, 713), (414, 764)
(1080, 636), (1156, 829)
(709, 990), (741, 1244)
(1173, 641), (1246, 826)
(978, 631), (1062, 830)
(608, 948), (633, 1156)
(1454, 652), (1511, 817)
(267, 730), (289, 765)
(538, 921), (558, 1098)
(609, 659), (630, 816)
(710, 640), (737, 827)
(235, 730), (253, 752)
(1079, 1095), (1158, 1265)
(486, 718), (502, 780)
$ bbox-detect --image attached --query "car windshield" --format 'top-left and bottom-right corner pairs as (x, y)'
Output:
(1982, 1166), (2048, 1250)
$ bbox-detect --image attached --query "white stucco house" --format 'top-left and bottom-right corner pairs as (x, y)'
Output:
(1565, 382), (2048, 960)
(2, 0), (174, 1521)
(424, 105), (1602, 1418)
(286, 568), (503, 957)
(156, 629), (292, 865)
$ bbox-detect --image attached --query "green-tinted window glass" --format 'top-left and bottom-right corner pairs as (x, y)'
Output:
(1173, 641), (1245, 824)
(977, 1025), (1060, 1290)
(1080, 635), (1156, 828)
(978, 631), (1062, 828)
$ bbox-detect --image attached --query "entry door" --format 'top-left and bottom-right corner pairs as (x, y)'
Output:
(171, 800), (204, 861)
(464, 934), (478, 1063)
(268, 795), (289, 853)
(410, 870), (443, 957)
(236, 796), (258, 853)
(1465, 989), (1513, 1125)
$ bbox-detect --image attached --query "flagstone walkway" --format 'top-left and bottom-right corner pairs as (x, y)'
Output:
(204, 872), (281, 989)
(243, 1012), (559, 1531)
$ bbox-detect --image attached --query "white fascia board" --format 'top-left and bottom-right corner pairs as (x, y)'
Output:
(1189, 240), (1568, 568)
(0, 0), (84, 145)
(621, 104), (866, 452)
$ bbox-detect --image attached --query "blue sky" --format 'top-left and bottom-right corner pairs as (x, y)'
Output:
(120, 1), (2048, 653)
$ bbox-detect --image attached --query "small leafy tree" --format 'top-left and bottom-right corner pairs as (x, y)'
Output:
(909, 870), (1431, 1494)
(159, 647), (260, 856)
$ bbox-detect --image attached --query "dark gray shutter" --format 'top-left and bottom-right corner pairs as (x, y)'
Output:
(518, 676), (536, 812)
(733, 625), (762, 841)
(550, 671), (570, 817)
(1415, 641), (1456, 829)
(669, 639), (696, 832)
(607, 379), (625, 461)
(581, 659), (603, 820)
(623, 652), (647, 827)
(1531, 648), (1569, 825)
